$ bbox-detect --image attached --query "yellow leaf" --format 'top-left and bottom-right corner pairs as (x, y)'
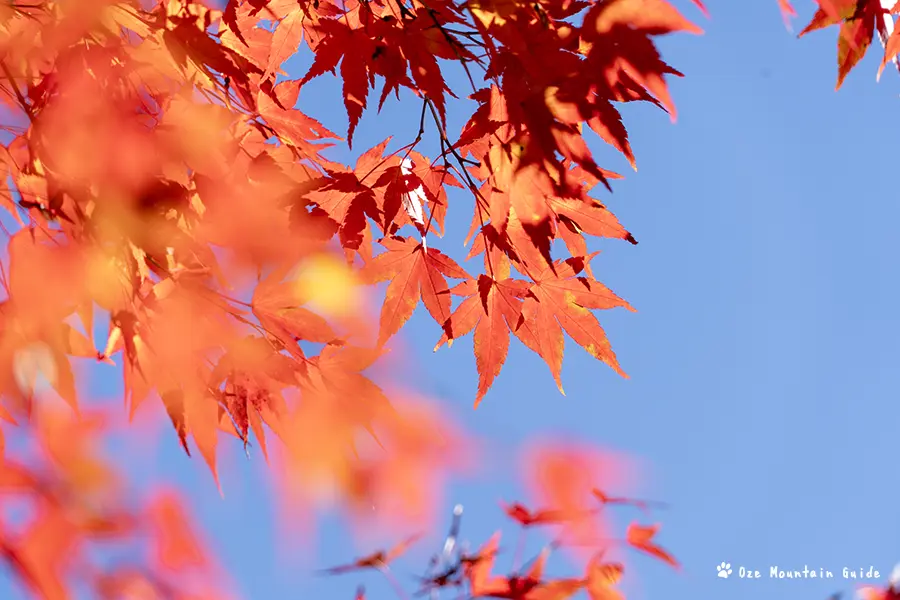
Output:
(86, 250), (133, 312)
(102, 4), (152, 38)
(291, 254), (361, 319)
(161, 97), (235, 175)
(468, 0), (518, 27)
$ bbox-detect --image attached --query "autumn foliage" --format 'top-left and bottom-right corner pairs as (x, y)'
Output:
(0, 0), (896, 597)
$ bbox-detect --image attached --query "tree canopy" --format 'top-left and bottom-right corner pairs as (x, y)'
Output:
(0, 0), (897, 598)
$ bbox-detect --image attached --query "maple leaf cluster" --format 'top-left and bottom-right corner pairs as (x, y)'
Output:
(0, 406), (229, 599)
(321, 443), (678, 600)
(779, 0), (900, 88)
(0, 0), (791, 596)
(0, 0), (893, 596)
(0, 0), (701, 517)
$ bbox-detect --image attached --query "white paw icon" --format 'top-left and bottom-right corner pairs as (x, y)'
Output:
(717, 562), (733, 579)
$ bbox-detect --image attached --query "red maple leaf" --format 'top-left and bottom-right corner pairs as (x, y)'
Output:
(362, 235), (470, 346)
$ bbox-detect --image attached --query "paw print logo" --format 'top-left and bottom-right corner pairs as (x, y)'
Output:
(717, 562), (733, 579)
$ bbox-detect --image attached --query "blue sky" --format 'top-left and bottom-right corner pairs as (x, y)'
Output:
(6, 1), (900, 599)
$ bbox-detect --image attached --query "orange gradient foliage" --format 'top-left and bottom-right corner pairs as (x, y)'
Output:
(276, 390), (474, 531)
(522, 443), (632, 552)
(148, 490), (209, 572)
(0, 0), (871, 598)
(783, 0), (900, 88)
(0, 408), (231, 599)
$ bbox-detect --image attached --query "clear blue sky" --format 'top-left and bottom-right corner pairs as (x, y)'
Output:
(5, 1), (900, 599)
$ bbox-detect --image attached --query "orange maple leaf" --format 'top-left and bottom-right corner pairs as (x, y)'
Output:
(523, 443), (630, 554)
(363, 235), (470, 347)
(583, 0), (701, 121)
(624, 523), (679, 569)
(777, 0), (798, 29)
(299, 16), (378, 147)
(584, 556), (625, 600)
(262, 8), (306, 81)
(432, 271), (531, 407)
(0, 0), (716, 593)
(521, 255), (635, 393)
(320, 533), (423, 574)
(251, 267), (341, 348)
(304, 138), (396, 250)
(592, 488), (668, 513)
(257, 79), (338, 160)
(501, 502), (596, 527)
(466, 532), (510, 596)
(798, 0), (883, 89)
(148, 490), (208, 572)
(468, 537), (583, 600)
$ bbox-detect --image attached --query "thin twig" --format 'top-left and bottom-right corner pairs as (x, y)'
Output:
(423, 96), (496, 278)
